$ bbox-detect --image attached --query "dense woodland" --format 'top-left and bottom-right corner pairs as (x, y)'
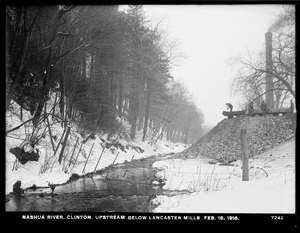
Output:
(6, 5), (204, 145)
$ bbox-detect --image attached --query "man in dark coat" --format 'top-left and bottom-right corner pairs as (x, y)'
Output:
(248, 101), (254, 115)
(226, 103), (233, 112)
(290, 99), (294, 113)
(261, 100), (267, 116)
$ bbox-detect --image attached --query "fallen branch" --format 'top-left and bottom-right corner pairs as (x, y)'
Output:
(256, 167), (269, 177)
(6, 108), (57, 135)
(6, 117), (34, 135)
(52, 43), (85, 68)
(29, 37), (59, 56)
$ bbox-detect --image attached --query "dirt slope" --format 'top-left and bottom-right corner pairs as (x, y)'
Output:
(177, 113), (296, 161)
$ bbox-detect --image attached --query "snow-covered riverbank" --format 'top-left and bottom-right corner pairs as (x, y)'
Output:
(6, 101), (187, 194)
(152, 139), (295, 213)
(6, 137), (187, 195)
(6, 101), (295, 214)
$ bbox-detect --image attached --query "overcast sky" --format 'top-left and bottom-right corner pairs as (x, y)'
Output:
(142, 4), (284, 127)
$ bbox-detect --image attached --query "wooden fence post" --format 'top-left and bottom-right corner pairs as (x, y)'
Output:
(123, 155), (135, 177)
(53, 126), (68, 157)
(46, 116), (55, 152)
(105, 152), (120, 179)
(241, 129), (249, 181)
(65, 137), (79, 172)
(71, 143), (83, 171)
(82, 143), (95, 173)
(58, 127), (71, 164)
(93, 145), (105, 174)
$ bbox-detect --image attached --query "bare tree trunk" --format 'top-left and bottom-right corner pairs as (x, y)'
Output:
(111, 59), (117, 116)
(33, 9), (61, 127)
(82, 53), (86, 79)
(130, 95), (139, 140)
(7, 7), (41, 111)
(129, 70), (142, 140)
(148, 118), (153, 135)
(142, 80), (151, 141)
(117, 70), (123, 117)
(128, 93), (134, 125)
(184, 110), (192, 144)
(151, 104), (170, 141)
(90, 52), (95, 81)
(184, 127), (190, 144)
(137, 112), (143, 131)
(170, 127), (176, 142)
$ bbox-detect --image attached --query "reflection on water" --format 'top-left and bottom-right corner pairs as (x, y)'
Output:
(6, 167), (162, 212)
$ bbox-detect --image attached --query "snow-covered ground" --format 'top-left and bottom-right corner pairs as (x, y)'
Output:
(5, 99), (296, 214)
(6, 135), (186, 194)
(152, 139), (295, 213)
(6, 101), (187, 194)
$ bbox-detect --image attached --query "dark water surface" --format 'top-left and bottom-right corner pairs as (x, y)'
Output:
(6, 166), (163, 212)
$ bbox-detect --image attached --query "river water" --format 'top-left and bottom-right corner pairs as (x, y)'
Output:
(6, 160), (164, 212)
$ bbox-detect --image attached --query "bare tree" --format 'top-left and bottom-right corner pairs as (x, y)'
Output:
(231, 5), (295, 110)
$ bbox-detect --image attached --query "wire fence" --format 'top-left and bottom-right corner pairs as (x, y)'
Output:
(61, 138), (296, 183)
(224, 156), (295, 160)
(7, 128), (295, 193)
(127, 166), (295, 176)
(79, 150), (295, 184)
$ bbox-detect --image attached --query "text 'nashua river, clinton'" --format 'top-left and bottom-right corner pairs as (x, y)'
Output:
(22, 215), (219, 220)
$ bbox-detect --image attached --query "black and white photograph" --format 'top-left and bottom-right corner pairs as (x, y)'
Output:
(5, 3), (296, 226)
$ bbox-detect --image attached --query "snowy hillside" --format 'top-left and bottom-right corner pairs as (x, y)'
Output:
(178, 114), (295, 161)
(5, 100), (187, 194)
(152, 139), (295, 213)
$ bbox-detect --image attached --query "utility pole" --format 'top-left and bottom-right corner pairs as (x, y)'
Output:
(241, 129), (249, 181)
(265, 31), (274, 111)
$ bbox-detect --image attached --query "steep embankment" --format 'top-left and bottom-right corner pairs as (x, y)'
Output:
(5, 100), (187, 194)
(178, 113), (296, 161)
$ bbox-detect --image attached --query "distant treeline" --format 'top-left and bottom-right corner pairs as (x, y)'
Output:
(6, 5), (204, 144)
